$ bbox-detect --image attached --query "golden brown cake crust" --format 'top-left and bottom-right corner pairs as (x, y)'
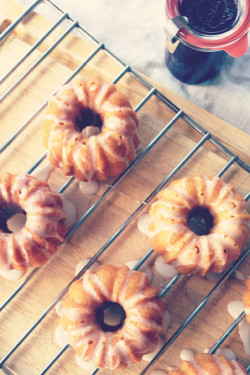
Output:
(168, 353), (247, 374)
(148, 175), (250, 276)
(42, 77), (140, 181)
(60, 264), (165, 369)
(0, 173), (66, 273)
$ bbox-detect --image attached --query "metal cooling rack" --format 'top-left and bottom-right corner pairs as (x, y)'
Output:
(0, 1), (249, 374)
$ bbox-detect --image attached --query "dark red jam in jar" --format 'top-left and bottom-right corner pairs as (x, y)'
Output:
(179, 0), (238, 35)
(165, 0), (250, 84)
(165, 38), (227, 84)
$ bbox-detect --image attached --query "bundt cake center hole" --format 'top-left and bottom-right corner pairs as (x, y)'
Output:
(0, 203), (26, 233)
(187, 206), (214, 236)
(95, 301), (126, 332)
(76, 108), (102, 136)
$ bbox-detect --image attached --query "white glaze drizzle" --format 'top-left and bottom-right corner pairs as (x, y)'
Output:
(175, 350), (244, 375)
(71, 80), (87, 104)
(97, 131), (129, 164)
(0, 174), (66, 272)
(13, 175), (64, 242)
(228, 301), (245, 319)
(143, 336), (164, 362)
(63, 307), (87, 321)
(231, 360), (248, 375)
(162, 310), (171, 332)
(180, 348), (195, 361)
(60, 194), (77, 229)
(234, 270), (246, 281)
(32, 159), (55, 182)
(121, 272), (148, 309)
(92, 82), (111, 109)
(75, 258), (101, 276)
(189, 358), (210, 375)
(126, 260), (152, 282)
(245, 307), (250, 316)
(44, 78), (139, 182)
(154, 255), (178, 279)
(81, 270), (110, 302)
(105, 333), (131, 368)
(228, 300), (250, 356)
(75, 355), (96, 371)
(78, 180), (99, 195)
(149, 176), (249, 275)
(137, 214), (152, 236)
(62, 266), (164, 369)
(55, 301), (63, 317)
(238, 320), (250, 356)
(216, 347), (237, 361)
(0, 268), (25, 280)
(213, 355), (234, 375)
(54, 325), (68, 348)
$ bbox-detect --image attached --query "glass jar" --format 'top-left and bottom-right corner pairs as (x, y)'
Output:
(165, 0), (250, 84)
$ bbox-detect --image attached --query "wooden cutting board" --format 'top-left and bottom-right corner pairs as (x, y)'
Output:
(0, 1), (249, 374)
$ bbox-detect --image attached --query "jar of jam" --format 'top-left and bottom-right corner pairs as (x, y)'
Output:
(165, 0), (250, 84)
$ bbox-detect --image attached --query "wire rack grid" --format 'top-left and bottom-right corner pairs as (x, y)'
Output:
(0, 1), (249, 374)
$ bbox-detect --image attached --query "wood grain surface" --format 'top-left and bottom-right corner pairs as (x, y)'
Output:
(0, 1), (249, 375)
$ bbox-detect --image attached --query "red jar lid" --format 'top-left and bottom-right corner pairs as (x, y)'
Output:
(165, 0), (250, 57)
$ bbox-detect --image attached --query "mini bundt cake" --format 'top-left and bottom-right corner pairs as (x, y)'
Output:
(148, 175), (250, 276)
(243, 277), (250, 324)
(42, 76), (140, 182)
(60, 264), (165, 369)
(0, 173), (66, 274)
(169, 353), (247, 374)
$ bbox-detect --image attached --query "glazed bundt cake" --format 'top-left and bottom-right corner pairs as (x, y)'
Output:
(60, 264), (165, 369)
(148, 175), (250, 276)
(0, 173), (66, 274)
(169, 353), (247, 374)
(42, 76), (140, 181)
(243, 277), (250, 324)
